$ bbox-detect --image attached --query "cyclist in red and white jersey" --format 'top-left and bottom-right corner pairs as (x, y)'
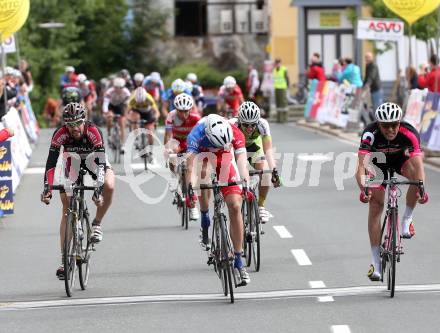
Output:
(102, 78), (131, 150)
(164, 93), (201, 219)
(217, 76), (244, 118)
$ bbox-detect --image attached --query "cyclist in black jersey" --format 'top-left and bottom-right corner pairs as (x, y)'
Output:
(355, 102), (428, 281)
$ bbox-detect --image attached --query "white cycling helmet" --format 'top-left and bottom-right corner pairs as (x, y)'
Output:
(113, 77), (125, 88)
(77, 73), (87, 83)
(174, 93), (194, 111)
(134, 87), (147, 104)
(134, 72), (144, 83)
(375, 102), (402, 123)
(205, 114), (233, 148)
(65, 66), (75, 73)
(171, 78), (186, 94)
(150, 72), (161, 82)
(223, 76), (236, 88)
(186, 73), (198, 83)
(239, 101), (260, 124)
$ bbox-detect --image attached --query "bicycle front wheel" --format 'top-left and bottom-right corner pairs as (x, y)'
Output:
(78, 210), (91, 290)
(64, 212), (77, 297)
(220, 214), (234, 303)
(389, 208), (397, 298)
(251, 196), (261, 272)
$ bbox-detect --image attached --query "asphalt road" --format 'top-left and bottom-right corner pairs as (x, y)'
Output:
(1, 123), (439, 333)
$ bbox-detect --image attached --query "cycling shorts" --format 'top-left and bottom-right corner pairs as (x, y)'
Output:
(132, 108), (156, 124)
(109, 103), (125, 116)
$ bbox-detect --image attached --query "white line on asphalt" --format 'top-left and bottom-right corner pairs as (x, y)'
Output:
(23, 167), (45, 174)
(318, 296), (334, 302)
(3, 283), (440, 311)
(309, 281), (326, 288)
(298, 154), (333, 161)
(291, 249), (312, 266)
(273, 225), (293, 238)
(331, 325), (351, 333)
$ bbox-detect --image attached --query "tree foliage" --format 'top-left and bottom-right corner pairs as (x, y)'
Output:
(14, 0), (169, 112)
(363, 0), (439, 40)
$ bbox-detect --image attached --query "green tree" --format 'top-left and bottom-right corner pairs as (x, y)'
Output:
(74, 0), (128, 80)
(126, 0), (170, 74)
(363, 0), (438, 40)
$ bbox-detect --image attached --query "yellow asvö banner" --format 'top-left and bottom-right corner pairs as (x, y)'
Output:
(0, 0), (30, 41)
(383, 0), (440, 25)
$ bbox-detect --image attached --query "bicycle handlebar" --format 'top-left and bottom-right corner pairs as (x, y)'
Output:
(249, 169), (272, 176)
(194, 180), (244, 191)
(47, 184), (98, 191)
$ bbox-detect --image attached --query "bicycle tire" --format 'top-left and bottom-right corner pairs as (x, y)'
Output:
(180, 170), (189, 230)
(78, 208), (91, 290)
(389, 208), (397, 298)
(251, 196), (261, 272)
(141, 133), (148, 171)
(63, 207), (77, 297)
(241, 199), (250, 264)
(213, 217), (227, 295)
(220, 214), (234, 303)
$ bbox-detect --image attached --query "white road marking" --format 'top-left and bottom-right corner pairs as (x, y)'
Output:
(309, 281), (326, 288)
(2, 283), (440, 311)
(23, 167), (45, 174)
(273, 225), (292, 238)
(331, 325), (351, 333)
(291, 249), (312, 266)
(298, 154), (333, 162)
(318, 296), (334, 302)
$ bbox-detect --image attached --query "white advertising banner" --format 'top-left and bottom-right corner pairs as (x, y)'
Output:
(403, 89), (428, 131)
(1, 35), (16, 54)
(427, 113), (440, 152)
(357, 18), (404, 41)
(3, 108), (32, 191)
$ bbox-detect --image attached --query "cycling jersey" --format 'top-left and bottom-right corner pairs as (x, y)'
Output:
(127, 90), (157, 111)
(44, 122), (108, 187)
(218, 85), (244, 114)
(166, 110), (201, 152)
(187, 119), (246, 197)
(103, 87), (131, 113)
(359, 121), (422, 177)
(162, 88), (192, 111)
(229, 117), (271, 164)
(79, 81), (96, 102)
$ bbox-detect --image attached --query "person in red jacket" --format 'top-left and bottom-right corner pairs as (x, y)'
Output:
(306, 53), (326, 82)
(426, 54), (440, 93)
(0, 128), (14, 142)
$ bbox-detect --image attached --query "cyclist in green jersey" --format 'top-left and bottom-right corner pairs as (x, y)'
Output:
(229, 101), (281, 223)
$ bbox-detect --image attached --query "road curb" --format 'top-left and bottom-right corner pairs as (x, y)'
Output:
(295, 119), (440, 169)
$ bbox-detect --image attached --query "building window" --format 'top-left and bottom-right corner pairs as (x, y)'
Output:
(175, 1), (207, 37)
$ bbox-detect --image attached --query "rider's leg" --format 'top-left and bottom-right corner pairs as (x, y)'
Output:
(225, 193), (244, 258)
(94, 168), (115, 223)
(59, 193), (69, 253)
(106, 112), (113, 136)
(400, 155), (425, 236)
(145, 122), (155, 146)
(368, 188), (385, 277)
(254, 160), (271, 223)
(119, 115), (126, 144)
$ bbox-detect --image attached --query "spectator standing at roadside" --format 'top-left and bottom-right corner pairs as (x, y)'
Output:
(425, 54), (440, 93)
(363, 52), (383, 111)
(405, 66), (418, 90)
(417, 63), (429, 89)
(272, 58), (289, 122)
(0, 74), (17, 118)
(306, 53), (326, 82)
(338, 57), (363, 88)
(246, 63), (260, 101)
(19, 59), (33, 93)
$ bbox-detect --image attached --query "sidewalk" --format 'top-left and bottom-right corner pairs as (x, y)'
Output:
(296, 119), (440, 169)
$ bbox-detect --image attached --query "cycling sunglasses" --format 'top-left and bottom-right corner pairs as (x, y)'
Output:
(379, 121), (400, 129)
(241, 123), (256, 129)
(176, 108), (190, 113)
(65, 119), (85, 128)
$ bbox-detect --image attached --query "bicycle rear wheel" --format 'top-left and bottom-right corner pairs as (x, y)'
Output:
(63, 211), (77, 297)
(78, 209), (91, 290)
(389, 208), (397, 298)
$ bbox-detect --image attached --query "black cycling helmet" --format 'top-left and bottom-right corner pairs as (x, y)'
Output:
(63, 103), (87, 123)
(61, 87), (81, 105)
